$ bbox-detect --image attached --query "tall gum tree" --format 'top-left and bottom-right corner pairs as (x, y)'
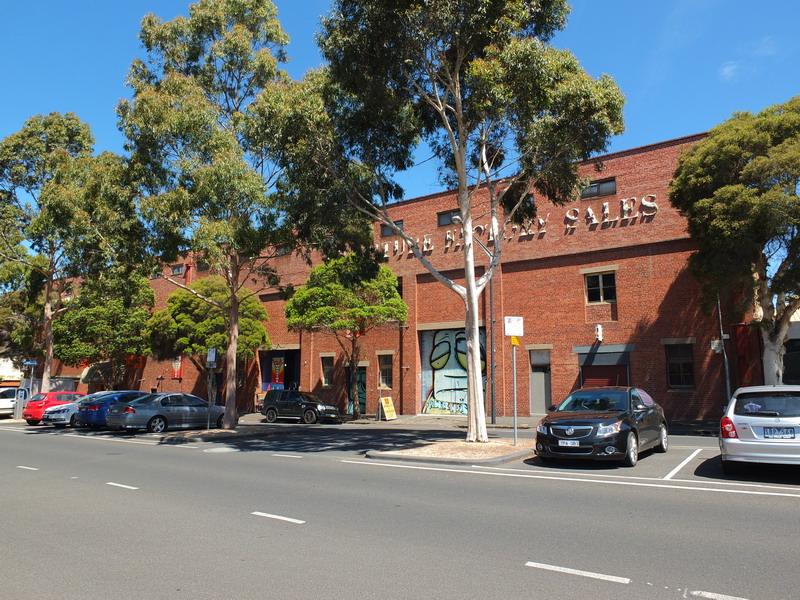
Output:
(319, 0), (624, 441)
(670, 96), (800, 384)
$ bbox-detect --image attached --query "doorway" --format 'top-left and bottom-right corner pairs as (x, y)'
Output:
(529, 350), (552, 414)
(347, 366), (368, 415)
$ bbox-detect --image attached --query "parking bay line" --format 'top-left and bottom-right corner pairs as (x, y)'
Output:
(251, 511), (306, 524)
(690, 591), (750, 600)
(106, 482), (139, 490)
(342, 459), (800, 499)
(524, 561), (630, 584)
(16, 465), (39, 471)
(663, 448), (703, 480)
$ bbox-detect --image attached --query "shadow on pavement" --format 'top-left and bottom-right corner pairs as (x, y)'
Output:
(692, 456), (800, 486)
(521, 453), (654, 471)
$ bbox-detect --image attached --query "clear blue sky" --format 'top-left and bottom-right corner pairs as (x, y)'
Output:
(1, 0), (798, 200)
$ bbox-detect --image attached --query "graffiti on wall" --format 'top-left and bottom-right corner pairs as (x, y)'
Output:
(420, 328), (486, 415)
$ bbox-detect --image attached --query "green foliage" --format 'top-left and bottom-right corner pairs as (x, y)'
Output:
(286, 254), (407, 337)
(669, 96), (800, 318)
(52, 275), (155, 388)
(148, 276), (268, 363)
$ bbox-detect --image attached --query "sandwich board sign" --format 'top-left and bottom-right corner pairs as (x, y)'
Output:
(379, 397), (397, 421)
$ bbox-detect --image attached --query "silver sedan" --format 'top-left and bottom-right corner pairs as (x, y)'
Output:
(106, 392), (224, 433)
(720, 385), (800, 474)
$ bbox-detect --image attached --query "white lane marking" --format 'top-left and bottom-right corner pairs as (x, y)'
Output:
(475, 464), (800, 492)
(663, 449), (703, 480)
(251, 511), (305, 524)
(203, 447), (239, 453)
(106, 482), (139, 490)
(524, 561), (630, 584)
(272, 453), (303, 459)
(0, 426), (27, 432)
(16, 465), (39, 471)
(62, 433), (198, 449)
(342, 460), (800, 499)
(690, 591), (750, 600)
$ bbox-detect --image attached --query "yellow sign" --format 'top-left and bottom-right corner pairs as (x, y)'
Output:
(379, 397), (397, 420)
(510, 336), (520, 347)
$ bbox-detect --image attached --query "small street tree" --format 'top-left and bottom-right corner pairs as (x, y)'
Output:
(147, 276), (268, 407)
(670, 96), (800, 384)
(53, 274), (154, 390)
(285, 254), (407, 419)
(0, 115), (143, 391)
(318, 0), (624, 440)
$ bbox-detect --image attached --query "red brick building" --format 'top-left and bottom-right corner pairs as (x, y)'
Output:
(53, 133), (752, 421)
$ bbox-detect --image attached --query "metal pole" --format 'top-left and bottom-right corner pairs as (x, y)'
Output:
(717, 293), (732, 404)
(512, 343), (518, 446)
(489, 275), (496, 425)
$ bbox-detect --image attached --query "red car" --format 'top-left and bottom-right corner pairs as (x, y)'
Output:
(22, 391), (84, 425)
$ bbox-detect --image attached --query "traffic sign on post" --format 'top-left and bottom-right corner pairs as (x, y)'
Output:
(504, 316), (523, 337)
(503, 316), (523, 446)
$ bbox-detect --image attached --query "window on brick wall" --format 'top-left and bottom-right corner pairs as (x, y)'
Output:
(581, 178), (616, 199)
(378, 354), (393, 389)
(321, 356), (334, 387)
(381, 220), (403, 237)
(171, 264), (185, 276)
(665, 343), (695, 389)
(585, 272), (616, 303)
(437, 209), (460, 227)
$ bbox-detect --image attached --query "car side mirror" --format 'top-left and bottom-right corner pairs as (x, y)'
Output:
(634, 404), (647, 412)
(547, 405), (557, 412)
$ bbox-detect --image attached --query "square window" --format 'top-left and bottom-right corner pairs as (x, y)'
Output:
(171, 264), (185, 276)
(581, 178), (616, 199)
(321, 356), (334, 387)
(665, 344), (694, 389)
(585, 272), (615, 303)
(381, 220), (403, 237)
(437, 210), (460, 227)
(378, 354), (393, 389)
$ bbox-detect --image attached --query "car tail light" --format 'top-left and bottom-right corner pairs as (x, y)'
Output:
(123, 406), (136, 414)
(720, 416), (738, 439)
(87, 405), (100, 411)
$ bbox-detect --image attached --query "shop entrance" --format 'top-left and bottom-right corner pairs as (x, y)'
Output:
(259, 350), (301, 392)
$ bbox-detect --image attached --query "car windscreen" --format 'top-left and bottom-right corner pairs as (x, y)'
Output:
(28, 394), (46, 402)
(556, 390), (629, 412)
(734, 392), (800, 417)
(298, 393), (320, 403)
(107, 392), (148, 404)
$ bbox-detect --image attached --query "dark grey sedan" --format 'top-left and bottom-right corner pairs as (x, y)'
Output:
(106, 392), (224, 433)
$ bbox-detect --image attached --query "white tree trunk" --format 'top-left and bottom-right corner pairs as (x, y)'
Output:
(761, 329), (785, 385)
(224, 289), (239, 429)
(41, 286), (54, 394)
(462, 215), (489, 443)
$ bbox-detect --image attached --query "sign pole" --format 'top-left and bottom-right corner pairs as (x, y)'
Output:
(511, 338), (518, 446)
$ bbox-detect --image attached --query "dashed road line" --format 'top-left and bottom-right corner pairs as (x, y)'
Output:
(16, 465), (39, 471)
(272, 453), (303, 459)
(524, 561), (630, 584)
(690, 591), (749, 600)
(663, 448), (703, 480)
(343, 459), (800, 499)
(251, 511), (305, 524)
(106, 482), (139, 490)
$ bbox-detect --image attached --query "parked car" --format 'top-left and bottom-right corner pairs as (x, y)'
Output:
(42, 398), (83, 428)
(535, 386), (668, 467)
(0, 388), (16, 418)
(22, 391), (84, 425)
(106, 392), (224, 433)
(719, 385), (800, 474)
(76, 390), (148, 428)
(261, 390), (340, 424)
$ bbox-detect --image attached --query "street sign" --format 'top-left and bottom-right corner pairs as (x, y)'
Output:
(379, 397), (397, 421)
(510, 336), (520, 347)
(504, 316), (523, 337)
(22, 359), (38, 367)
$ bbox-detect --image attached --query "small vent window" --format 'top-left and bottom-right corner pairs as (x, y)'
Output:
(581, 179), (616, 199)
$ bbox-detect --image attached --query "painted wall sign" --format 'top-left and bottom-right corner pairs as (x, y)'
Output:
(420, 328), (486, 415)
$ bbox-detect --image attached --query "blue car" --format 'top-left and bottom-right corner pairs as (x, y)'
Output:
(75, 390), (148, 428)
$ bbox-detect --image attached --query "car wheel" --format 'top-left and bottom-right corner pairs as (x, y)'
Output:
(622, 432), (638, 467)
(264, 408), (278, 423)
(302, 409), (318, 424)
(69, 414), (77, 428)
(25, 419), (40, 426)
(721, 460), (743, 476)
(147, 416), (167, 433)
(654, 423), (668, 453)
(216, 415), (224, 429)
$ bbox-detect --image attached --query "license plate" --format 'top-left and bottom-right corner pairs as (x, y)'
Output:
(558, 440), (580, 447)
(764, 427), (795, 439)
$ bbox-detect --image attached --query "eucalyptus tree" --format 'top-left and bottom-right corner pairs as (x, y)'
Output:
(670, 96), (800, 384)
(0, 114), (138, 392)
(318, 0), (624, 441)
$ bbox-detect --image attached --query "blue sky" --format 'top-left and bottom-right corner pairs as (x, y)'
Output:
(1, 0), (798, 200)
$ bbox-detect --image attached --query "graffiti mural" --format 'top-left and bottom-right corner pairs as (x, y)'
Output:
(420, 328), (486, 415)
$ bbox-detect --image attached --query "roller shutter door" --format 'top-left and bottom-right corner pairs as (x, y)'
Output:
(581, 365), (628, 387)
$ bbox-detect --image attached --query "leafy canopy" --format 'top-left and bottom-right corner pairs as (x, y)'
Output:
(148, 275), (269, 362)
(286, 254), (407, 336)
(669, 96), (800, 315)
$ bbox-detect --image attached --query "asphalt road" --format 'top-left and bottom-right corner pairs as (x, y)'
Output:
(1, 423), (798, 600)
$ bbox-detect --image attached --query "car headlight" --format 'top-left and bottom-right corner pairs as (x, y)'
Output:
(322, 404), (338, 411)
(536, 422), (548, 434)
(597, 421), (622, 437)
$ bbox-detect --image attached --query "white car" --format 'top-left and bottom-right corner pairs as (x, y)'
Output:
(0, 388), (16, 418)
(719, 385), (800, 474)
(42, 400), (81, 428)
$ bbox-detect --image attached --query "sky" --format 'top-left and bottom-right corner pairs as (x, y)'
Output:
(1, 0), (798, 200)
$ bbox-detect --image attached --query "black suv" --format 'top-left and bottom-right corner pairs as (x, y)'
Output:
(260, 390), (341, 424)
(535, 387), (668, 467)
